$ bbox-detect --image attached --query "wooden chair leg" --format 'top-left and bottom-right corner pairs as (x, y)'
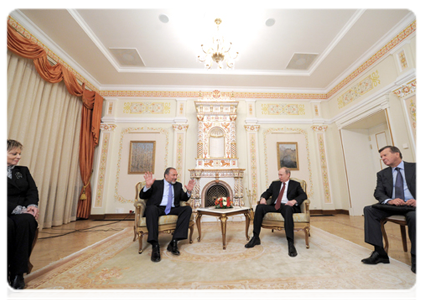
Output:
(189, 224), (194, 244)
(304, 227), (310, 249)
(380, 220), (389, 254)
(400, 225), (408, 252)
(138, 233), (144, 254)
(133, 226), (137, 242)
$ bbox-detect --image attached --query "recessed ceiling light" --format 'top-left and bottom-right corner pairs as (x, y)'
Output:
(159, 14), (169, 23)
(265, 18), (275, 27)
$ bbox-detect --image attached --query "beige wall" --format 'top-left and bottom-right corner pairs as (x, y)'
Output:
(90, 36), (416, 216)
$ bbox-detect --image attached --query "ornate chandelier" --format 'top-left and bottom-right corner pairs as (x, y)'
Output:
(198, 18), (239, 69)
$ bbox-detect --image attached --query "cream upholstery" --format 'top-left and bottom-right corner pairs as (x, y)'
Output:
(257, 177), (311, 248)
(133, 182), (195, 254)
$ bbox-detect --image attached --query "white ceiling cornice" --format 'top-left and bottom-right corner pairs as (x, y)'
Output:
(97, 84), (328, 95)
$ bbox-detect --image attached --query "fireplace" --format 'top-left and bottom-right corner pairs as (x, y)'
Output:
(189, 93), (245, 209)
(202, 181), (232, 208)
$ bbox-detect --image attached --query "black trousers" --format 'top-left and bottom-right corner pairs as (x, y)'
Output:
(253, 203), (300, 241)
(144, 205), (192, 244)
(8, 214), (38, 275)
(363, 205), (416, 256)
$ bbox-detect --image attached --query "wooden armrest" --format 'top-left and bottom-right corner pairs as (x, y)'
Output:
(181, 200), (193, 208)
(134, 200), (146, 217)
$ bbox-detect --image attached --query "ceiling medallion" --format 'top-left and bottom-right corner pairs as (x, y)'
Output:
(198, 18), (239, 69)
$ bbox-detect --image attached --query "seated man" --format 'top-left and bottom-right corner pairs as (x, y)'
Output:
(362, 146), (416, 273)
(140, 167), (195, 262)
(245, 167), (307, 257)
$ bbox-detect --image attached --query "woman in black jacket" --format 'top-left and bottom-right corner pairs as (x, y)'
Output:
(7, 139), (39, 289)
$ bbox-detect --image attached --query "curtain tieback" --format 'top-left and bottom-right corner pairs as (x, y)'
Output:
(80, 171), (93, 200)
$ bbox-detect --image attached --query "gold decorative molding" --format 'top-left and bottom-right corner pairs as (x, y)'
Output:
(94, 132), (110, 207)
(100, 124), (117, 131)
(405, 97), (416, 140)
(316, 132), (332, 204)
(398, 50), (408, 69)
(311, 125), (328, 132)
(244, 125), (260, 132)
(261, 104), (305, 115)
(337, 71), (380, 109)
(123, 102), (171, 114)
(107, 102), (114, 115)
(393, 79), (416, 98)
(172, 124), (189, 131)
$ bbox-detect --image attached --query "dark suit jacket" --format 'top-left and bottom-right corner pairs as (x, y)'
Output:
(139, 179), (190, 207)
(373, 161), (416, 203)
(7, 166), (39, 216)
(261, 179), (308, 208)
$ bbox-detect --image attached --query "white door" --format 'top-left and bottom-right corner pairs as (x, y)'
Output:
(341, 128), (377, 216)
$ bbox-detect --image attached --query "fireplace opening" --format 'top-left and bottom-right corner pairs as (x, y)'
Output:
(204, 184), (229, 207)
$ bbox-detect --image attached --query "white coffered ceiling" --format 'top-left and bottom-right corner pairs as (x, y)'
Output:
(10, 8), (414, 93)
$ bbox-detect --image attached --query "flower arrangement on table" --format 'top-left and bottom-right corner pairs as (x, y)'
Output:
(215, 197), (233, 209)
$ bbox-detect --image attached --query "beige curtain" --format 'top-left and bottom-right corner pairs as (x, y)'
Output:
(7, 50), (83, 229)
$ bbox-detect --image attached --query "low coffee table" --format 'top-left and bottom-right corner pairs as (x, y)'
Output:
(196, 206), (251, 250)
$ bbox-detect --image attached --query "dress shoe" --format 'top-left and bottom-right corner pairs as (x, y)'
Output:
(245, 236), (261, 248)
(411, 255), (416, 273)
(11, 274), (25, 289)
(288, 241), (297, 257)
(361, 251), (390, 265)
(167, 240), (180, 256)
(151, 244), (161, 262)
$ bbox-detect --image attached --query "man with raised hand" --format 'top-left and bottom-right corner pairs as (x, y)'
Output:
(140, 167), (195, 262)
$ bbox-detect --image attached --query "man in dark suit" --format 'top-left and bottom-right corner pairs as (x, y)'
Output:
(362, 146), (416, 273)
(245, 167), (307, 257)
(139, 167), (195, 262)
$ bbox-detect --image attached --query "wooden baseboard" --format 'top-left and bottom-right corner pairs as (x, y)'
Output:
(310, 209), (349, 215)
(89, 213), (135, 220)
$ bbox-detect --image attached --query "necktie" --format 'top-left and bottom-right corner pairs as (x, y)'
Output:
(165, 183), (173, 215)
(394, 167), (404, 200)
(275, 182), (285, 210)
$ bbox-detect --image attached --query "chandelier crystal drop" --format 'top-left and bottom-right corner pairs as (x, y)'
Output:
(197, 18), (239, 69)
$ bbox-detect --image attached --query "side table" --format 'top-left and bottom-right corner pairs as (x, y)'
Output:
(196, 206), (251, 250)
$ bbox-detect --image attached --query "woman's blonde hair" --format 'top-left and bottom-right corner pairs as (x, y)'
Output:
(7, 139), (23, 151)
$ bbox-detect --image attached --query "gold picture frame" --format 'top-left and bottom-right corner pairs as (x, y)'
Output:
(277, 142), (299, 170)
(128, 141), (156, 174)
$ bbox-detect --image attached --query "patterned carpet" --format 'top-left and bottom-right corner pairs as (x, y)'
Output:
(24, 222), (415, 290)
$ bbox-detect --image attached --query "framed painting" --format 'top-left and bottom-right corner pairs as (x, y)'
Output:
(277, 142), (299, 170)
(128, 141), (156, 174)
